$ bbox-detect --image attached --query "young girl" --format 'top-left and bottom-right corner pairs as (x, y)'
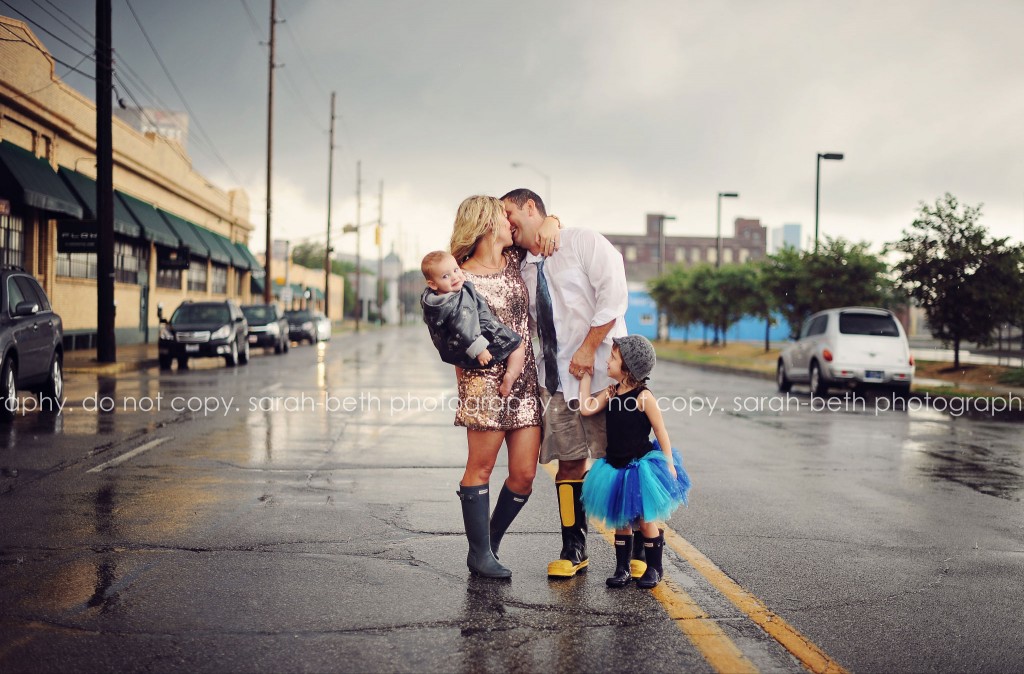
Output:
(579, 335), (691, 589)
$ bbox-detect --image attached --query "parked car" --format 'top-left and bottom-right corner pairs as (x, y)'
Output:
(312, 311), (331, 342)
(242, 303), (289, 354)
(159, 300), (249, 370)
(0, 266), (64, 420)
(285, 309), (317, 344)
(777, 307), (914, 396)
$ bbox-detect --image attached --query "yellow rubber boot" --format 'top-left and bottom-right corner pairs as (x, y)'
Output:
(547, 479), (589, 578)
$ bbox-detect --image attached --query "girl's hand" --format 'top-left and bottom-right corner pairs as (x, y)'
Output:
(667, 463), (677, 480)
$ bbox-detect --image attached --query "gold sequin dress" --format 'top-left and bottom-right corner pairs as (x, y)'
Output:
(456, 248), (542, 431)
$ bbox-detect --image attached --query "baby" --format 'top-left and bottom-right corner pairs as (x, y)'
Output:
(420, 251), (526, 396)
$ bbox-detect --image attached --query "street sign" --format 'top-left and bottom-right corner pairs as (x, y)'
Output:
(57, 221), (98, 252)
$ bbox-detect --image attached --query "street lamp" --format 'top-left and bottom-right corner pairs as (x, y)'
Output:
(656, 214), (676, 341)
(815, 152), (844, 253)
(716, 192), (739, 268)
(510, 162), (551, 209)
(342, 222), (361, 332)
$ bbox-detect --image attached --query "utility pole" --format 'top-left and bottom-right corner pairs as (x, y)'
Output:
(263, 0), (277, 303)
(96, 0), (115, 362)
(355, 160), (362, 332)
(324, 92), (335, 318)
(376, 180), (383, 326)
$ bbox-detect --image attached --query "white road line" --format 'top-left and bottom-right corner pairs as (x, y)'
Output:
(86, 437), (172, 473)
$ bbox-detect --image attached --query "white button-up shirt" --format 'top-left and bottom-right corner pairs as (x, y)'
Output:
(521, 228), (629, 402)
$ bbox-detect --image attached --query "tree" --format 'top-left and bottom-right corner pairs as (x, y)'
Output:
(290, 242), (358, 316)
(887, 193), (1024, 367)
(648, 267), (696, 341)
(761, 237), (892, 339)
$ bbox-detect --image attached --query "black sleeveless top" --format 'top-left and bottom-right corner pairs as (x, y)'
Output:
(605, 386), (654, 469)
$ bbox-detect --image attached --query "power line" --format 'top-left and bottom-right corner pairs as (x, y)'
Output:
(279, 65), (326, 132)
(27, 0), (93, 51)
(0, 0), (94, 61)
(0, 24), (94, 80)
(237, 0), (264, 43)
(122, 0), (243, 186)
(40, 0), (94, 40)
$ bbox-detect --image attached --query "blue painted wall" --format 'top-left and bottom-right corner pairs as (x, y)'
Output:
(624, 289), (791, 342)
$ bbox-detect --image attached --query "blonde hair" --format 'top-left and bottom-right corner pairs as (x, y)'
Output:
(450, 195), (504, 264)
(421, 250), (450, 280)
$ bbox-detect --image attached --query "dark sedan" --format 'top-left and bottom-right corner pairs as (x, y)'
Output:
(284, 309), (317, 344)
(242, 303), (289, 354)
(159, 300), (249, 370)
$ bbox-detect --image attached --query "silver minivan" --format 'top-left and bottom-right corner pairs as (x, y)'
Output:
(777, 307), (914, 396)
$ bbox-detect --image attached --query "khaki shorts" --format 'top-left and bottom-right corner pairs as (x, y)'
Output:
(539, 389), (607, 464)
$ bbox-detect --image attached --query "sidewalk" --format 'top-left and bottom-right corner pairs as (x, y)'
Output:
(63, 342), (160, 375)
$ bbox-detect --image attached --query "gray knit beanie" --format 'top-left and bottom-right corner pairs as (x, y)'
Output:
(612, 335), (656, 381)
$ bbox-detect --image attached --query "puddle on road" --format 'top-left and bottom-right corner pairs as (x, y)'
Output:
(903, 422), (1024, 501)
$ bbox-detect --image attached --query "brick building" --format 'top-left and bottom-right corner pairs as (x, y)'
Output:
(603, 213), (768, 284)
(0, 16), (266, 347)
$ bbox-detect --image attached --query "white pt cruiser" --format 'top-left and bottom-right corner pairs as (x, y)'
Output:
(777, 307), (914, 397)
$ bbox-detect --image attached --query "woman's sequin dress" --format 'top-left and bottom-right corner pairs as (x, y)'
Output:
(456, 248), (541, 431)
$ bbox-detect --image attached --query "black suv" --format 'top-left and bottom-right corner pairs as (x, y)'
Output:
(285, 309), (318, 344)
(242, 303), (289, 354)
(158, 300), (249, 370)
(0, 266), (64, 420)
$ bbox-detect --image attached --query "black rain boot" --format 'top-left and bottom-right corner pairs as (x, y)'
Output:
(489, 483), (530, 559)
(457, 484), (511, 579)
(547, 479), (588, 578)
(630, 530), (647, 579)
(635, 531), (665, 589)
(606, 534), (633, 588)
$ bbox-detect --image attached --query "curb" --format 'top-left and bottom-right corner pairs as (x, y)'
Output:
(64, 358), (160, 375)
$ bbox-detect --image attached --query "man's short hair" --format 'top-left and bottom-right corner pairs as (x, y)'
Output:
(421, 250), (450, 280)
(500, 188), (546, 217)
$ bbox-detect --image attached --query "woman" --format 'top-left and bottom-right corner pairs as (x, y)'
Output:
(449, 195), (558, 579)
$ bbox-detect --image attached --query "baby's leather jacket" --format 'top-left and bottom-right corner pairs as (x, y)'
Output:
(420, 281), (522, 369)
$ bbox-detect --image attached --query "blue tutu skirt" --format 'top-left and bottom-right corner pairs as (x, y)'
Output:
(582, 440), (691, 529)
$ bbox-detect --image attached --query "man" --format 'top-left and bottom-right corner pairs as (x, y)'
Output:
(502, 188), (629, 578)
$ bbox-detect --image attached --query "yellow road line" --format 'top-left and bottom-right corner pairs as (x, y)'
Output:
(662, 528), (850, 674)
(540, 463), (758, 674)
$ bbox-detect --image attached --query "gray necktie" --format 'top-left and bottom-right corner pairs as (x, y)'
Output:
(534, 259), (560, 393)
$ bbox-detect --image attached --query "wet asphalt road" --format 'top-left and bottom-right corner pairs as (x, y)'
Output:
(1, 325), (1023, 673)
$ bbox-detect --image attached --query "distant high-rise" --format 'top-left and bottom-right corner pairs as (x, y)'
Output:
(770, 223), (802, 253)
(114, 107), (189, 146)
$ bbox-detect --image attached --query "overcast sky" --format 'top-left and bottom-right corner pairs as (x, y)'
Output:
(12, 0), (1024, 268)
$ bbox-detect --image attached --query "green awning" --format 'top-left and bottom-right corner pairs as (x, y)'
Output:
(251, 276), (265, 294)
(117, 191), (180, 248)
(58, 168), (142, 239)
(205, 229), (249, 269)
(235, 242), (265, 276)
(309, 287), (325, 301)
(0, 141), (83, 218)
(190, 223), (231, 265)
(159, 210), (209, 260)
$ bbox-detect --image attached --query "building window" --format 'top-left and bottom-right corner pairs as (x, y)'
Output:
(739, 249), (750, 263)
(0, 214), (24, 267)
(625, 245), (637, 262)
(57, 252), (98, 279)
(723, 248), (734, 264)
(707, 248), (718, 265)
(187, 259), (207, 292)
(114, 240), (144, 284)
(690, 247), (701, 263)
(211, 263), (228, 294)
(157, 265), (182, 290)
(236, 270), (246, 296)
(675, 247), (686, 262)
